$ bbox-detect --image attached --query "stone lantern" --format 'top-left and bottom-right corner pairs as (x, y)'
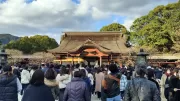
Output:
(136, 49), (149, 66)
(0, 49), (8, 67)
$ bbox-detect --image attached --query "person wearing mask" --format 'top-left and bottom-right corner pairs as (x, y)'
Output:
(0, 65), (22, 101)
(147, 68), (160, 91)
(102, 64), (121, 101)
(63, 71), (90, 101)
(41, 63), (48, 73)
(44, 68), (59, 100)
(22, 70), (54, 101)
(56, 66), (71, 101)
(124, 64), (160, 101)
(95, 68), (104, 99)
(21, 65), (31, 95)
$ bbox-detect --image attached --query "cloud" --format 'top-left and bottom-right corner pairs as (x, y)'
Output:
(0, 0), (178, 41)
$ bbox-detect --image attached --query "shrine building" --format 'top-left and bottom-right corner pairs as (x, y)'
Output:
(48, 32), (133, 66)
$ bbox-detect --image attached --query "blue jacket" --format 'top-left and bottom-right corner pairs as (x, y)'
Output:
(0, 74), (18, 101)
(63, 78), (91, 101)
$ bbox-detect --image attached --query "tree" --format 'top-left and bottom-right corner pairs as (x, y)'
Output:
(5, 35), (58, 54)
(100, 23), (129, 34)
(130, 1), (180, 52)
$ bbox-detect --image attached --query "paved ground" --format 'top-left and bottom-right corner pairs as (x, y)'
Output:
(19, 94), (100, 101)
(19, 93), (166, 101)
(91, 95), (100, 101)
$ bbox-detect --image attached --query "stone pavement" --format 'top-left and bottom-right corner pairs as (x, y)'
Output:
(18, 94), (100, 101)
(19, 94), (166, 101)
(91, 95), (100, 101)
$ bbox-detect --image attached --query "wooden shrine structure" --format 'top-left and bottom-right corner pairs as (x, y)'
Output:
(48, 32), (133, 66)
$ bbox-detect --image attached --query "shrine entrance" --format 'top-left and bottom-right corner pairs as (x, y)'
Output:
(70, 48), (109, 66)
(82, 56), (99, 66)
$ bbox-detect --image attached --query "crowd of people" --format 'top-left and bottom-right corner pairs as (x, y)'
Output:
(0, 61), (179, 101)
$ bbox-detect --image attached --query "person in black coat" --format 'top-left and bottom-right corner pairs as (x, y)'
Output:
(170, 69), (180, 101)
(22, 69), (54, 101)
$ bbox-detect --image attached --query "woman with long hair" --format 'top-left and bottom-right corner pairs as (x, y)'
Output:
(56, 66), (71, 101)
(45, 68), (59, 100)
(22, 70), (54, 101)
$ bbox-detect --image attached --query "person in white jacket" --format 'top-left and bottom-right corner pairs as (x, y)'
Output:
(21, 65), (31, 95)
(56, 66), (71, 101)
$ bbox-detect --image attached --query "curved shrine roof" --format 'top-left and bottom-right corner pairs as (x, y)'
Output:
(48, 32), (132, 54)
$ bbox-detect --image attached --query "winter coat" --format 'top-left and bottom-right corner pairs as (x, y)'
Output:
(95, 72), (104, 92)
(21, 69), (31, 84)
(56, 74), (71, 89)
(164, 76), (171, 99)
(30, 69), (35, 78)
(124, 77), (160, 101)
(22, 84), (54, 101)
(88, 73), (94, 85)
(154, 69), (163, 79)
(0, 74), (18, 101)
(83, 77), (91, 89)
(63, 78), (90, 101)
(174, 79), (180, 101)
(169, 75), (179, 101)
(44, 78), (59, 100)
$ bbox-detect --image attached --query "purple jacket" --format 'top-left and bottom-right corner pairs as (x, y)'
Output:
(63, 78), (90, 101)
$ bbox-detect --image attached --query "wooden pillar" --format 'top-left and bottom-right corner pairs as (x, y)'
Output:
(100, 56), (102, 67)
(72, 56), (74, 65)
(108, 55), (110, 65)
(111, 53), (112, 60)
(78, 57), (80, 63)
(60, 60), (62, 65)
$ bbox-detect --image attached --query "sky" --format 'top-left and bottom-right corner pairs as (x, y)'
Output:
(0, 0), (178, 43)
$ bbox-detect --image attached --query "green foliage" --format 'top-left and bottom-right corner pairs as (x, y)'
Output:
(130, 1), (180, 52)
(100, 23), (128, 34)
(5, 35), (58, 54)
